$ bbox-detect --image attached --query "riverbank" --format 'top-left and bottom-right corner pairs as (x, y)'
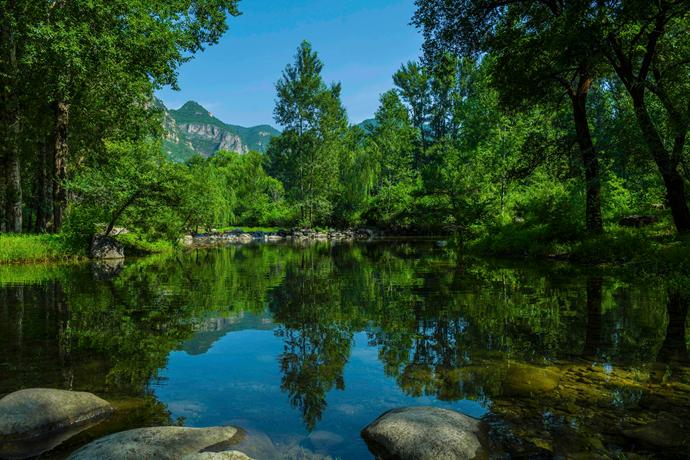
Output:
(0, 232), (176, 264)
(462, 219), (690, 286)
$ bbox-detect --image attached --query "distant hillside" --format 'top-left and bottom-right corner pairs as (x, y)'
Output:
(155, 99), (281, 163)
(357, 118), (378, 133)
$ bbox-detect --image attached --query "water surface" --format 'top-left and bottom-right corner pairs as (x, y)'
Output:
(1, 240), (688, 459)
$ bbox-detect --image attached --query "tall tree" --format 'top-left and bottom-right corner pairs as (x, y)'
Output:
(412, 0), (606, 233)
(271, 40), (348, 226)
(393, 61), (431, 168)
(597, 0), (690, 233)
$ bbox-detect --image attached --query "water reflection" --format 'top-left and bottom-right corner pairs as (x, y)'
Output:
(0, 242), (688, 459)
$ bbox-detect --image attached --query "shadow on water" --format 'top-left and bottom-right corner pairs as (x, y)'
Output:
(0, 241), (689, 459)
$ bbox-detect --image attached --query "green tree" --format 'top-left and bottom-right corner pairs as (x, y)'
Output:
(270, 40), (348, 227)
(412, 0), (606, 233)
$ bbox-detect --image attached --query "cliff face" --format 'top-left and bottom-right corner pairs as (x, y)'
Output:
(178, 123), (249, 156)
(155, 98), (281, 163)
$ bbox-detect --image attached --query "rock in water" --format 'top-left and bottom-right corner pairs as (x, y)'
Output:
(361, 406), (487, 460)
(0, 388), (115, 459)
(91, 259), (124, 280)
(182, 453), (255, 460)
(502, 363), (561, 397)
(66, 426), (246, 460)
(90, 235), (125, 259)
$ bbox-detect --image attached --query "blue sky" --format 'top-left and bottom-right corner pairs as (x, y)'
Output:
(155, 0), (424, 129)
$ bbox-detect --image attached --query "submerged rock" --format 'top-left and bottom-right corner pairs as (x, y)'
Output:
(502, 363), (561, 397)
(0, 388), (115, 459)
(300, 430), (345, 453)
(90, 235), (125, 259)
(182, 452), (255, 460)
(622, 419), (687, 449)
(66, 426), (246, 460)
(361, 406), (487, 460)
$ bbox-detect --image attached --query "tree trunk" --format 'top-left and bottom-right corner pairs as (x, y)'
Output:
(53, 101), (69, 233)
(630, 91), (690, 233)
(656, 291), (689, 365)
(5, 135), (21, 233)
(35, 141), (49, 233)
(582, 277), (603, 360)
(0, 152), (5, 233)
(569, 70), (603, 234)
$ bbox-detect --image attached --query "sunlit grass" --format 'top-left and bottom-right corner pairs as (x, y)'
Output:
(0, 234), (81, 264)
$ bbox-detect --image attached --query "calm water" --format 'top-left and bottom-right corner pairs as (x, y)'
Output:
(1, 239), (688, 459)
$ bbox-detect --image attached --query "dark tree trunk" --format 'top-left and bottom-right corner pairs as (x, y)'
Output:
(5, 136), (21, 233)
(53, 101), (69, 233)
(35, 141), (49, 233)
(656, 292), (689, 365)
(582, 277), (603, 360)
(630, 90), (690, 233)
(0, 152), (5, 233)
(568, 68), (603, 234)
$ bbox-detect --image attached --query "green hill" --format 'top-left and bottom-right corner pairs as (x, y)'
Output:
(156, 99), (281, 163)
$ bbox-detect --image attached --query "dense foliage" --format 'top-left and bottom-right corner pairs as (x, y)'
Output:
(1, 1), (689, 256)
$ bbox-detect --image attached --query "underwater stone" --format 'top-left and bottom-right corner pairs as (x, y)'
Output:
(182, 452), (255, 460)
(66, 426), (246, 460)
(361, 406), (487, 460)
(502, 363), (562, 397)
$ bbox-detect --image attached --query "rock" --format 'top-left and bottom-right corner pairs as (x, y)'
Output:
(230, 228), (245, 234)
(252, 231), (265, 238)
(0, 388), (115, 459)
(108, 227), (129, 236)
(652, 204), (666, 210)
(91, 259), (125, 280)
(502, 363), (561, 397)
(228, 425), (281, 460)
(182, 452), (255, 460)
(361, 406), (487, 460)
(90, 235), (125, 259)
(66, 426), (246, 460)
(618, 215), (659, 228)
(301, 430), (345, 453)
(436, 240), (447, 247)
(622, 419), (687, 449)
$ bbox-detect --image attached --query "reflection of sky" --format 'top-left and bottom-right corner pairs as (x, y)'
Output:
(155, 329), (486, 459)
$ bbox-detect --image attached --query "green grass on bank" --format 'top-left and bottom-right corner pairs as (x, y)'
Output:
(463, 215), (690, 286)
(0, 234), (82, 264)
(0, 231), (177, 264)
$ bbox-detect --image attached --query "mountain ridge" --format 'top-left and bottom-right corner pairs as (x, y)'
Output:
(155, 98), (281, 163)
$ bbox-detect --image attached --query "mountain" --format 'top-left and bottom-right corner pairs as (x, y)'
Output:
(155, 98), (281, 163)
(357, 118), (378, 133)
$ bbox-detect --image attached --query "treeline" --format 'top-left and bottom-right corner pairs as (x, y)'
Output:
(2, 1), (689, 247)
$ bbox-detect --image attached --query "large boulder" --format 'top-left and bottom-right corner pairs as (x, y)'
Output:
(66, 426), (246, 460)
(0, 388), (115, 459)
(90, 235), (125, 259)
(618, 215), (659, 228)
(361, 406), (487, 460)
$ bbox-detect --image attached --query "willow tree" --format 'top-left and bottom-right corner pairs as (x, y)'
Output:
(413, 0), (606, 233)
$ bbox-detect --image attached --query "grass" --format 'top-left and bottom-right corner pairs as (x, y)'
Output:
(0, 230), (178, 264)
(0, 234), (83, 264)
(115, 232), (177, 255)
(462, 214), (690, 286)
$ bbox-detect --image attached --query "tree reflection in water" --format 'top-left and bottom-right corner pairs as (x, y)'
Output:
(1, 243), (689, 458)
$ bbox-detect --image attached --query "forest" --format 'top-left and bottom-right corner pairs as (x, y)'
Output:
(1, 0), (689, 264)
